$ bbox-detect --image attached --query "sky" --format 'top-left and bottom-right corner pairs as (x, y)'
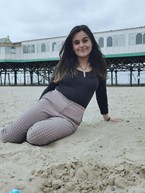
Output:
(0, 0), (145, 42)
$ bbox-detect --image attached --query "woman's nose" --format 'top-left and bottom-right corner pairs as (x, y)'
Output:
(79, 41), (84, 47)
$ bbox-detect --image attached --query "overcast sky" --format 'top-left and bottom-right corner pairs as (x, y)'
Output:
(1, 0), (145, 42)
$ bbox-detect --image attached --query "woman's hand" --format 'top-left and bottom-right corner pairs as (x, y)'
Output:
(103, 114), (123, 122)
(107, 117), (123, 122)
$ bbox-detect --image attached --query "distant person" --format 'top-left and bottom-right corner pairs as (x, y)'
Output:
(0, 25), (120, 146)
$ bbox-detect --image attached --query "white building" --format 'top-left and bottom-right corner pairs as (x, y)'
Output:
(0, 26), (145, 86)
(0, 26), (145, 62)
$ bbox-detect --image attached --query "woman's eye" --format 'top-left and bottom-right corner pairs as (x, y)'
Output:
(73, 41), (80, 45)
(82, 39), (88, 43)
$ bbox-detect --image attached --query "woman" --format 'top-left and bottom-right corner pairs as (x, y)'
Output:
(1, 25), (119, 146)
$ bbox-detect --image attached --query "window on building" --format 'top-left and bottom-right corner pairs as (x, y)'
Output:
(27, 45), (31, 53)
(107, 36), (112, 47)
(23, 45), (27, 53)
(31, 44), (35, 53)
(136, 33), (142, 44)
(5, 47), (11, 54)
(98, 37), (104, 48)
(118, 35), (126, 46)
(11, 47), (16, 54)
(128, 34), (135, 46)
(52, 42), (57, 51)
(143, 33), (145, 44)
(41, 43), (46, 52)
(113, 36), (118, 47)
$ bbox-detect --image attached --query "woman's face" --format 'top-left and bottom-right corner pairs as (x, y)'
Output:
(72, 30), (93, 60)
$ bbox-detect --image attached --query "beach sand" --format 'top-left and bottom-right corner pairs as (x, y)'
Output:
(0, 86), (145, 193)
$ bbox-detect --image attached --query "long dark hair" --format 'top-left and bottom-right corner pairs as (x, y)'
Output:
(53, 25), (107, 83)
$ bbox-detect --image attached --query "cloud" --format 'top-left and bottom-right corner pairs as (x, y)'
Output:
(0, 0), (145, 42)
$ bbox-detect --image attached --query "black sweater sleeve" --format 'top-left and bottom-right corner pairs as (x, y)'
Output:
(95, 79), (108, 114)
(39, 82), (58, 100)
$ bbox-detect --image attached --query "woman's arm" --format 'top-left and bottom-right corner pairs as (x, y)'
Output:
(96, 79), (123, 122)
(96, 79), (108, 115)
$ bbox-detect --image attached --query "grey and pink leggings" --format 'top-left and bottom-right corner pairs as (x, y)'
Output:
(0, 90), (84, 146)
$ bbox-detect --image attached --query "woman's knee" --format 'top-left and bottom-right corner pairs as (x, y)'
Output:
(26, 127), (42, 145)
(26, 121), (51, 146)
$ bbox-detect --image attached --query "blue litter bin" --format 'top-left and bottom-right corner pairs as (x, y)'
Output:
(9, 189), (21, 193)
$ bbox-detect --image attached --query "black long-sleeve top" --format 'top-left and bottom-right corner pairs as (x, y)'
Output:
(40, 70), (108, 114)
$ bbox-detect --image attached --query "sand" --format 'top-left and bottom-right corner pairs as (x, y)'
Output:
(0, 86), (145, 193)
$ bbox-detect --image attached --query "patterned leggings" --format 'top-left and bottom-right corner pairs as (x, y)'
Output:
(0, 90), (85, 146)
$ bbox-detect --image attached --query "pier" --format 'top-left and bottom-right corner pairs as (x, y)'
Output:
(0, 26), (145, 86)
